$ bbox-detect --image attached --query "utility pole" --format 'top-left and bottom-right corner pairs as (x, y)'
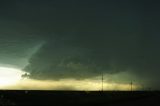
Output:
(102, 73), (104, 92)
(131, 81), (133, 92)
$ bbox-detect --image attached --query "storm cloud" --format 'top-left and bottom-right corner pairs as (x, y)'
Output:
(0, 0), (160, 89)
(24, 34), (160, 81)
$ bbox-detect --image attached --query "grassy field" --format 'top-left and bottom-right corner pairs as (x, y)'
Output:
(0, 90), (159, 105)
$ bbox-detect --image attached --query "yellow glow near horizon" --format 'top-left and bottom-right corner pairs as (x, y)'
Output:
(0, 67), (24, 87)
(0, 67), (140, 91)
(5, 79), (140, 91)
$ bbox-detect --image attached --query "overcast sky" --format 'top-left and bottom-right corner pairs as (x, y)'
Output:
(0, 0), (160, 89)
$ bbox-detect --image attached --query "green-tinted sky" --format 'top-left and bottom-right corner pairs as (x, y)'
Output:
(0, 0), (160, 89)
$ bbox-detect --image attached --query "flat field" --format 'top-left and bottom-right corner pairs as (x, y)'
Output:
(0, 90), (159, 106)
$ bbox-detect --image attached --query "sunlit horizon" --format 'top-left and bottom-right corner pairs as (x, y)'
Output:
(0, 66), (140, 91)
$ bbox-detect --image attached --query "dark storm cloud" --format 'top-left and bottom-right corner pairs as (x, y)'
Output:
(0, 0), (45, 67)
(21, 1), (160, 83)
(1, 0), (160, 88)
